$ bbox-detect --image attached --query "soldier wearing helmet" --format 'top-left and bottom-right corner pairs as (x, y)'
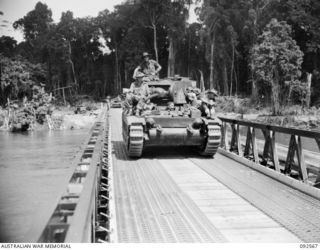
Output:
(133, 52), (162, 80)
(199, 88), (218, 118)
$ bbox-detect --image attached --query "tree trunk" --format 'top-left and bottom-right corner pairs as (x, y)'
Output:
(222, 61), (229, 95)
(167, 36), (175, 77)
(68, 41), (77, 88)
(152, 23), (158, 62)
(187, 31), (191, 77)
(198, 70), (205, 92)
(47, 56), (52, 91)
(230, 44), (234, 96)
(251, 60), (258, 101)
(306, 72), (312, 108)
(209, 40), (214, 89)
(272, 67), (280, 115)
(124, 68), (128, 88)
(234, 67), (238, 97)
(114, 46), (119, 94)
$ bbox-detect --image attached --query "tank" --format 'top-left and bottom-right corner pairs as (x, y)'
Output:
(122, 76), (221, 158)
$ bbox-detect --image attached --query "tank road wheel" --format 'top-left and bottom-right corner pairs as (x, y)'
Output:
(128, 125), (144, 158)
(200, 124), (221, 157)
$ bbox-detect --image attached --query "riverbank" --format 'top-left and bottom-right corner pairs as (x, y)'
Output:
(0, 103), (103, 132)
(216, 96), (320, 130)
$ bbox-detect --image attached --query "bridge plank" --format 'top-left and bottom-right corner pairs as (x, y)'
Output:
(191, 154), (320, 242)
(161, 158), (299, 243)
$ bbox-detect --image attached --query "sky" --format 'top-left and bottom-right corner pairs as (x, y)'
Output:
(0, 0), (198, 43)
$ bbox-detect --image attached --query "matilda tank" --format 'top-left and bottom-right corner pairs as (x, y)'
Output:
(122, 76), (221, 158)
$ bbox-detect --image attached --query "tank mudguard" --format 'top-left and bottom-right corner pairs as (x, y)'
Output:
(202, 117), (222, 126)
(125, 116), (146, 126)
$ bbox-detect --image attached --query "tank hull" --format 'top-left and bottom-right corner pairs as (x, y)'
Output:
(122, 113), (221, 158)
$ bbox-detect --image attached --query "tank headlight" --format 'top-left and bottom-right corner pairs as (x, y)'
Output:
(146, 118), (155, 128)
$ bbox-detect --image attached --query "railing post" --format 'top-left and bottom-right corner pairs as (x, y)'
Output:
(220, 122), (227, 149)
(285, 135), (295, 175)
(270, 131), (280, 172)
(230, 123), (237, 152)
(285, 135), (308, 182)
(244, 127), (259, 164)
(315, 139), (320, 188)
(236, 124), (243, 156)
(244, 127), (251, 157)
(251, 128), (259, 164)
(296, 135), (308, 183)
(261, 130), (280, 172)
(262, 130), (271, 165)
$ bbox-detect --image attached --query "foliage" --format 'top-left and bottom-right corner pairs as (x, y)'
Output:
(1, 0), (320, 111)
(215, 96), (255, 114)
(251, 19), (304, 114)
(7, 85), (53, 132)
(0, 36), (17, 57)
(13, 2), (53, 43)
(0, 55), (46, 105)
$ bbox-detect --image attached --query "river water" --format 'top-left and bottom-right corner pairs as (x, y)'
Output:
(0, 129), (89, 242)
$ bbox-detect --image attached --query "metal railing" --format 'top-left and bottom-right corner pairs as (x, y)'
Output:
(38, 108), (116, 243)
(219, 117), (320, 188)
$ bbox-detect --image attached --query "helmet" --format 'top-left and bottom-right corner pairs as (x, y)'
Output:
(207, 88), (218, 96)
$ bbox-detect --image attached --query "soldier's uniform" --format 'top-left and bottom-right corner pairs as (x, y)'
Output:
(125, 72), (150, 116)
(133, 52), (162, 80)
(199, 89), (218, 118)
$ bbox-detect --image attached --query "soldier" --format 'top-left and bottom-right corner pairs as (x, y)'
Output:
(133, 52), (162, 80)
(126, 72), (150, 116)
(199, 89), (218, 118)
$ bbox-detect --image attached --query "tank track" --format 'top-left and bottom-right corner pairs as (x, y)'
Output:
(200, 124), (221, 157)
(128, 125), (144, 158)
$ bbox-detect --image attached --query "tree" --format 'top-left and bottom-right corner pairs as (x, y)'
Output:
(163, 0), (188, 77)
(13, 2), (54, 90)
(240, 0), (280, 101)
(135, 0), (167, 62)
(252, 19), (303, 115)
(199, 0), (242, 94)
(0, 36), (17, 57)
(13, 2), (53, 45)
(0, 55), (46, 105)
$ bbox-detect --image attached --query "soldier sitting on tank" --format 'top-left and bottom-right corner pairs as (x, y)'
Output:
(199, 89), (218, 118)
(126, 72), (150, 116)
(185, 87), (201, 107)
(133, 52), (162, 81)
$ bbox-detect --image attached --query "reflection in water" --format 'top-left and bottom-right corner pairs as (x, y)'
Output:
(0, 129), (89, 242)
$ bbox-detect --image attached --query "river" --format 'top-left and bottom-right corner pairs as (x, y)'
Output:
(0, 129), (89, 242)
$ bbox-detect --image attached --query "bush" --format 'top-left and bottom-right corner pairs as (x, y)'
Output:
(8, 85), (54, 131)
(215, 96), (255, 114)
(0, 55), (46, 106)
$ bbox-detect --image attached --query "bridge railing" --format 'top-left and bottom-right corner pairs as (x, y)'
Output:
(219, 117), (320, 188)
(38, 109), (116, 243)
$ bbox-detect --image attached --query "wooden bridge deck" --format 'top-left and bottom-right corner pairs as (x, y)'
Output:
(110, 108), (320, 243)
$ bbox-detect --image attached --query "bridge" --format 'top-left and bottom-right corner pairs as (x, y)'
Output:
(37, 107), (320, 243)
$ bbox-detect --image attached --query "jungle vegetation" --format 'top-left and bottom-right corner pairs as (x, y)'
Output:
(1, 0), (320, 115)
